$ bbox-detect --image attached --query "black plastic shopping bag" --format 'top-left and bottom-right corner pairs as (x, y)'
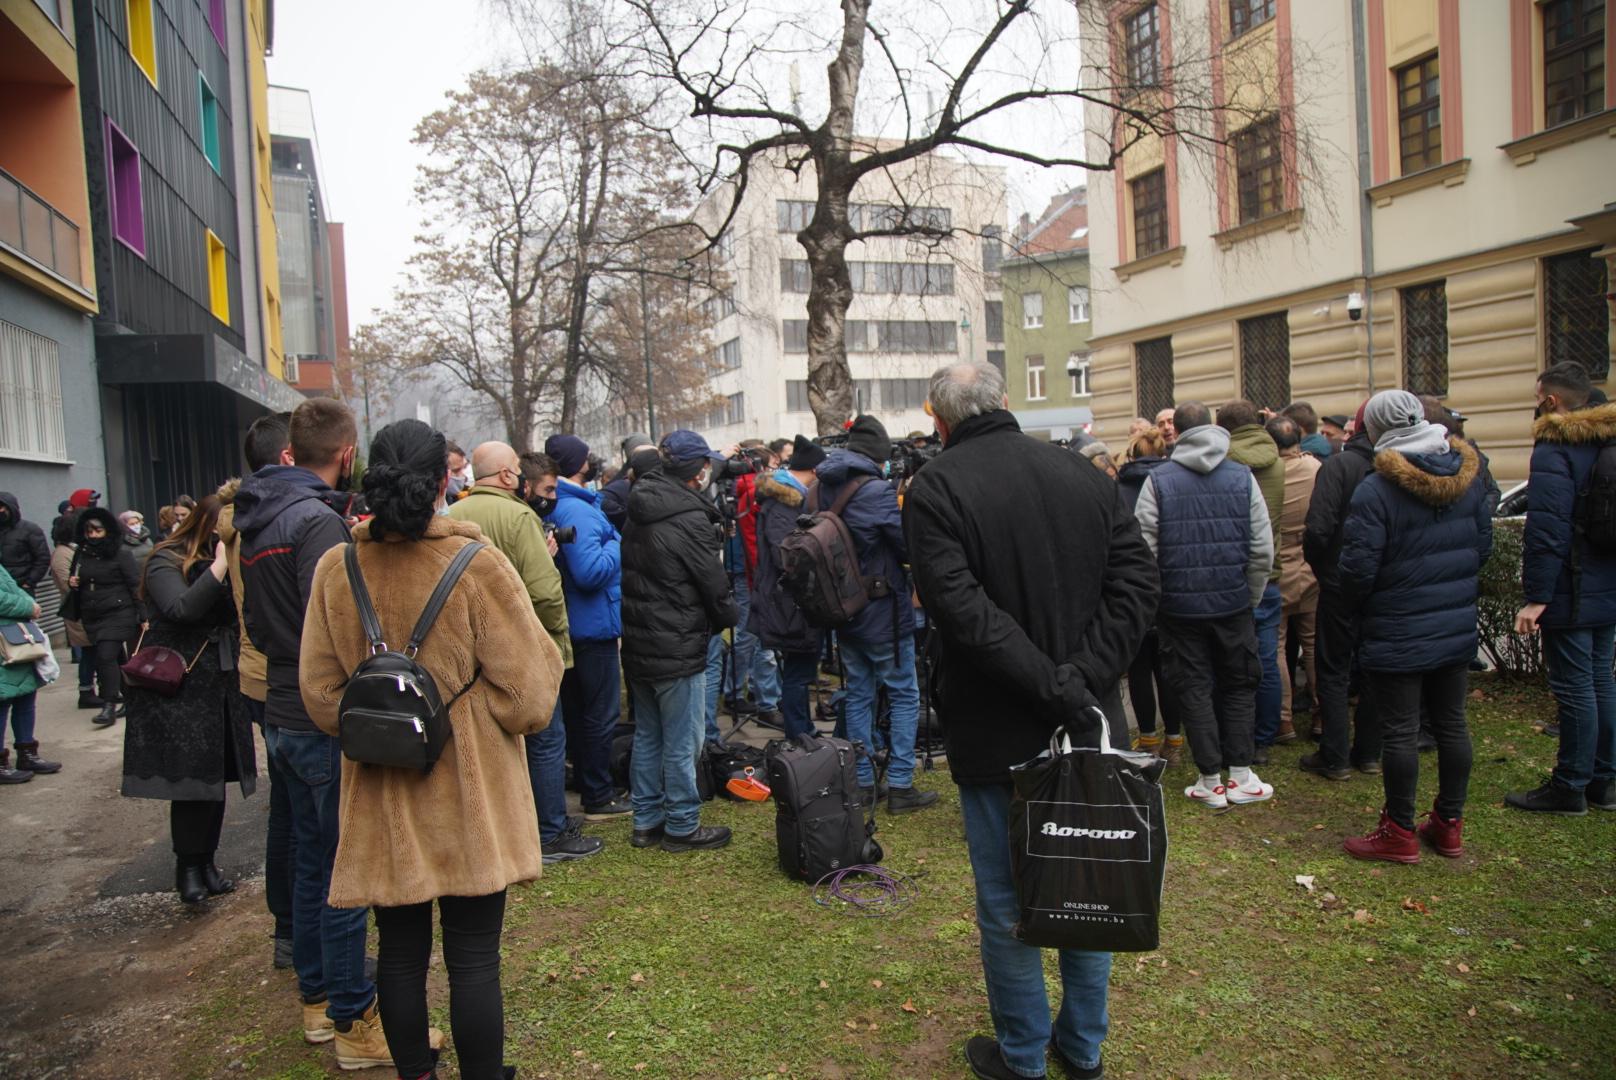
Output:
(1007, 710), (1168, 952)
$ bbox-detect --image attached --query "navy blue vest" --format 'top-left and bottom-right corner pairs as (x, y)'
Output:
(1153, 458), (1253, 619)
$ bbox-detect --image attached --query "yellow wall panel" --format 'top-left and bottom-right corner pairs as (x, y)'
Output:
(1385, 0), (1439, 67)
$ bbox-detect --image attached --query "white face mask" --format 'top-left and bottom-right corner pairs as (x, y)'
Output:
(434, 498), (450, 517)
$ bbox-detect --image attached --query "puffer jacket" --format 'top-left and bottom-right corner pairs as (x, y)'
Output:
(546, 479), (622, 642)
(813, 450), (915, 645)
(1338, 438), (1492, 673)
(72, 507), (142, 643)
(1116, 455), (1170, 512)
(750, 470), (820, 653)
(1303, 431), (1376, 591)
(0, 567), (42, 702)
(0, 492), (50, 594)
(1522, 402), (1616, 628)
(1226, 423), (1284, 582)
(620, 469), (738, 681)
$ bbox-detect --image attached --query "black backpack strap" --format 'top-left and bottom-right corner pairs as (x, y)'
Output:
(405, 542), (485, 658)
(826, 475), (874, 517)
(344, 544), (388, 655)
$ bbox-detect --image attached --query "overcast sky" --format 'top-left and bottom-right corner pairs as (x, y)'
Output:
(266, 1), (1084, 330)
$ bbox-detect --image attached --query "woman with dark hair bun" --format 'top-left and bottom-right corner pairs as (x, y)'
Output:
(301, 418), (564, 1080)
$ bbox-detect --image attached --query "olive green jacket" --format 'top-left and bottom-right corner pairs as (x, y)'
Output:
(1227, 424), (1285, 583)
(450, 487), (573, 669)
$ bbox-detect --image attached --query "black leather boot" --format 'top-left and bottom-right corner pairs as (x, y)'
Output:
(202, 863), (236, 896)
(92, 703), (118, 728)
(176, 859), (208, 904)
(13, 742), (61, 774)
(0, 750), (33, 785)
(77, 689), (103, 709)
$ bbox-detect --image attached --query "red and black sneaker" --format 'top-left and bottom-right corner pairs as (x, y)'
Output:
(1416, 807), (1463, 858)
(1343, 810), (1420, 864)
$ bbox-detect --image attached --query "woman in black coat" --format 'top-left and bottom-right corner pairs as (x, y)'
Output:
(1116, 429), (1183, 762)
(122, 494), (257, 903)
(70, 507), (143, 727)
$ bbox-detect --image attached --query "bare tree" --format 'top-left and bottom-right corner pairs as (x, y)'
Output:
(622, 0), (1322, 434)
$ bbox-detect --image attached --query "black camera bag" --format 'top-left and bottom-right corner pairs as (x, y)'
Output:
(336, 541), (484, 775)
(766, 733), (881, 882)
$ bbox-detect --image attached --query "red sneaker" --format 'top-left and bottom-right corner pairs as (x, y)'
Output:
(1416, 808), (1463, 858)
(1343, 811), (1420, 864)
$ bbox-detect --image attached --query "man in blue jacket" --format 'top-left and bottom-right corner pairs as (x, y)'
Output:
(544, 434), (629, 820)
(1508, 362), (1616, 815)
(815, 416), (937, 814)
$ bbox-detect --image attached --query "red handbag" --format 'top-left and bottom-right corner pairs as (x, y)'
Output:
(120, 629), (208, 697)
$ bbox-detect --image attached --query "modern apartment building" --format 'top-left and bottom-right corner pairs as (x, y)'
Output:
(1002, 186), (1094, 439)
(77, 0), (301, 516)
(1080, 0), (1614, 483)
(671, 147), (1007, 444)
(0, 0), (107, 520)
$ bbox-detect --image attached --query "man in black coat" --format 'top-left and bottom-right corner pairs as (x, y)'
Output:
(621, 430), (739, 853)
(0, 492), (50, 595)
(1300, 403), (1381, 779)
(903, 362), (1158, 1080)
(600, 433), (653, 535)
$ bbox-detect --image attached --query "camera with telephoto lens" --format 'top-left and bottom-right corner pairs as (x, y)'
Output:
(888, 434), (942, 482)
(544, 524), (576, 544)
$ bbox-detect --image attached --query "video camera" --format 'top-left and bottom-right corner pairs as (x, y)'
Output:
(544, 523), (576, 544)
(712, 445), (770, 481)
(811, 432), (941, 482)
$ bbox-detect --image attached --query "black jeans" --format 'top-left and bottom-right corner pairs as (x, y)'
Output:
(1368, 663), (1472, 830)
(1314, 589), (1382, 769)
(561, 638), (622, 809)
(1127, 629), (1181, 737)
(93, 636), (134, 702)
(374, 890), (508, 1080)
(1157, 612), (1259, 775)
(170, 799), (225, 862)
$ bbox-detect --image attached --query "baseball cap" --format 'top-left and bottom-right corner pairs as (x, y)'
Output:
(659, 429), (727, 466)
(1322, 414), (1349, 428)
(68, 488), (100, 508)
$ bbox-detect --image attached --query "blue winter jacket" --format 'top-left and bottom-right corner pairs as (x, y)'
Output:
(1338, 439), (1492, 673)
(545, 479), (622, 642)
(1300, 432), (1333, 460)
(1522, 403), (1616, 629)
(1116, 455), (1170, 513)
(813, 449), (915, 645)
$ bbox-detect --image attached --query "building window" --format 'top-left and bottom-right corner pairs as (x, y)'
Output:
(783, 320), (808, 353)
(1026, 355), (1046, 401)
(206, 230), (229, 324)
(777, 199), (815, 234)
(780, 258), (811, 293)
(127, 0), (158, 86)
(1544, 0), (1607, 129)
(1546, 249), (1611, 379)
(1069, 352), (1092, 397)
(198, 74), (222, 173)
(725, 392), (746, 426)
(852, 203), (952, 233)
(984, 300), (1004, 343)
(107, 121), (145, 256)
(0, 321), (68, 461)
(1402, 282), (1449, 397)
(1234, 116), (1284, 224)
(1239, 312), (1291, 408)
(880, 378), (929, 411)
(1135, 337), (1175, 417)
(1022, 291), (1044, 329)
(1228, 0), (1275, 37)
(873, 320), (958, 353)
(986, 349), (1006, 375)
(1131, 169), (1168, 257)
(787, 380), (811, 412)
(981, 225), (1003, 273)
(1068, 286), (1090, 323)
(1396, 55), (1442, 175)
(706, 289), (735, 320)
(207, 0), (227, 50)
(851, 379), (875, 410)
(715, 337), (741, 370)
(1123, 3), (1161, 89)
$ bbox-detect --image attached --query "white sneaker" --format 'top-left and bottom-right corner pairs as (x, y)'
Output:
(1184, 778), (1228, 809)
(1226, 771), (1275, 805)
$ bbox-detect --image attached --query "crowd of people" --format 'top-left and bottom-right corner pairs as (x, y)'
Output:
(0, 355), (1611, 1080)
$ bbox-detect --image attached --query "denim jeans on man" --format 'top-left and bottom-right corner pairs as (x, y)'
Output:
(841, 632), (920, 788)
(778, 650), (820, 738)
(525, 702), (569, 844)
(561, 638), (622, 809)
(1253, 582), (1283, 746)
(959, 783), (1109, 1077)
(1543, 625), (1616, 791)
(629, 672), (706, 837)
(263, 726), (374, 1021)
(729, 573), (778, 708)
(247, 698), (294, 941)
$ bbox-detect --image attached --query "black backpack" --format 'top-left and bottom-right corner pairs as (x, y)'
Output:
(776, 477), (887, 629)
(336, 542), (485, 774)
(766, 733), (882, 882)
(1579, 443), (1616, 554)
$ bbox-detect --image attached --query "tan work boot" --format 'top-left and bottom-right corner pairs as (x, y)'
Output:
(333, 999), (392, 1070)
(301, 997), (334, 1045)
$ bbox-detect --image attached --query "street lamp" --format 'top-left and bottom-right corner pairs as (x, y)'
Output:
(960, 311), (973, 364)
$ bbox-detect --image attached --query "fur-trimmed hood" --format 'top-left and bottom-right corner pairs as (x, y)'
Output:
(1533, 402), (1616, 445)
(1374, 436), (1479, 507)
(757, 471), (806, 508)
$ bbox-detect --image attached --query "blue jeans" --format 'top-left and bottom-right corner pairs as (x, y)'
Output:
(264, 726), (375, 1022)
(0, 691), (37, 748)
(628, 672), (705, 837)
(841, 633), (920, 788)
(525, 703), (569, 844)
(702, 634), (727, 744)
(1253, 582), (1283, 747)
(958, 783), (1110, 1076)
(561, 639), (622, 809)
(778, 650), (820, 738)
(248, 699), (294, 941)
(1543, 625), (1616, 791)
(749, 642), (781, 711)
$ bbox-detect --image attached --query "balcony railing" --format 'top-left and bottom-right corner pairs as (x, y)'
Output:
(0, 167), (83, 289)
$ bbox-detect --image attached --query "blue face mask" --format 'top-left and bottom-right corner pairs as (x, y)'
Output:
(435, 500), (451, 517)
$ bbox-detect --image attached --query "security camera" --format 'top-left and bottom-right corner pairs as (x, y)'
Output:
(1066, 356), (1082, 375)
(1346, 291), (1365, 321)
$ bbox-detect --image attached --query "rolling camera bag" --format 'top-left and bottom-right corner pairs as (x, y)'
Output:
(777, 477), (887, 629)
(766, 733), (882, 882)
(1007, 709), (1168, 952)
(336, 541), (484, 775)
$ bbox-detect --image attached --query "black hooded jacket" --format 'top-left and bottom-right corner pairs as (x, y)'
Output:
(1303, 431), (1376, 591)
(0, 492), (50, 594)
(903, 410), (1159, 785)
(72, 507), (143, 642)
(620, 469), (738, 682)
(234, 466), (352, 731)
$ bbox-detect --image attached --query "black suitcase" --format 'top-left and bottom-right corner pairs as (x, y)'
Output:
(765, 734), (882, 882)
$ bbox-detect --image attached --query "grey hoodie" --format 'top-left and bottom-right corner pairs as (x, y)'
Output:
(1132, 424), (1274, 609)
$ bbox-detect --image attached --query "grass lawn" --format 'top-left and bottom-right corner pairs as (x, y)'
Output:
(197, 676), (1613, 1079)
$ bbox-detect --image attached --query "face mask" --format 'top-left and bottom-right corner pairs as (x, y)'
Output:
(1534, 399), (1553, 419)
(514, 475), (528, 502)
(435, 500), (451, 517)
(530, 495), (557, 517)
